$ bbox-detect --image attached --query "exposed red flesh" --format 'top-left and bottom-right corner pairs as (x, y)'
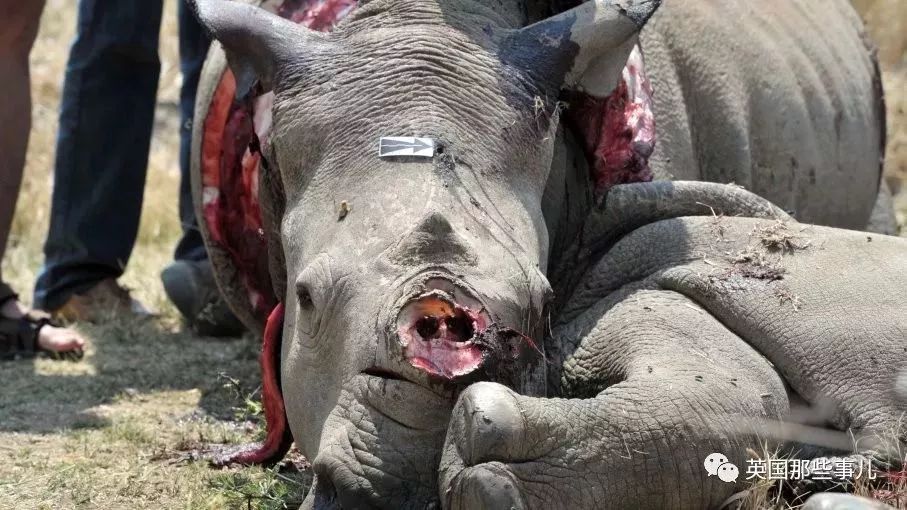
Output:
(398, 293), (488, 379)
(200, 0), (358, 325)
(199, 0), (657, 466)
(201, 71), (275, 321)
(200, 0), (358, 468)
(567, 46), (656, 195)
(212, 303), (292, 466)
(278, 0), (356, 29)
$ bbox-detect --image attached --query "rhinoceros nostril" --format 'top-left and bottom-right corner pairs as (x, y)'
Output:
(414, 309), (475, 343)
(396, 286), (489, 378)
(445, 313), (474, 342)
(416, 316), (441, 339)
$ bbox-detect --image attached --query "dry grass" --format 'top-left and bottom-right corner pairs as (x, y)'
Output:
(0, 0), (904, 508)
(855, 0), (907, 230)
(733, 430), (907, 510)
(1, 1), (310, 508)
(0, 319), (311, 509)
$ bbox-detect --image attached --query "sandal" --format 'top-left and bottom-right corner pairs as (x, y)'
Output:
(0, 282), (84, 361)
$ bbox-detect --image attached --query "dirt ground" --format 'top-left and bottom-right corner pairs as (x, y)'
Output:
(1, 0), (905, 509)
(1, 1), (309, 508)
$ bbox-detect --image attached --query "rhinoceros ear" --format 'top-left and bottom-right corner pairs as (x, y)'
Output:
(190, 0), (322, 98)
(513, 0), (661, 97)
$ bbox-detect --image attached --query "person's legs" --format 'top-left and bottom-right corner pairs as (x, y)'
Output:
(0, 0), (84, 354)
(0, 1), (44, 268)
(34, 0), (164, 312)
(174, 0), (211, 263)
(161, 2), (243, 337)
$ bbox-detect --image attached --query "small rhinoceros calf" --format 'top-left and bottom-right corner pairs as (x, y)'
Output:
(187, 0), (904, 508)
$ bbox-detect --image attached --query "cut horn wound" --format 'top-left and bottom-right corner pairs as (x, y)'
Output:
(415, 316), (441, 339)
(397, 292), (487, 379)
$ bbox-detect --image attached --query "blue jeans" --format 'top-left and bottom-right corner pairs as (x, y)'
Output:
(35, 0), (211, 310)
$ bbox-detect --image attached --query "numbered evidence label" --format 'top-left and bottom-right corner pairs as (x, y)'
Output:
(379, 137), (435, 158)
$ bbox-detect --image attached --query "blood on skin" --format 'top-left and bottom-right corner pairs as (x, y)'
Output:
(398, 292), (488, 379)
(201, 72), (275, 320)
(199, 0), (656, 466)
(277, 0), (357, 29)
(200, 0), (357, 325)
(211, 304), (292, 466)
(566, 46), (656, 196)
(199, 0), (359, 469)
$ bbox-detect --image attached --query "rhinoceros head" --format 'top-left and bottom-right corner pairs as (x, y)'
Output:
(192, 0), (659, 505)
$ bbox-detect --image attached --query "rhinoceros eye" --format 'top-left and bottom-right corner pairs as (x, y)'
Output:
(294, 256), (333, 335)
(295, 281), (318, 338)
(296, 282), (314, 311)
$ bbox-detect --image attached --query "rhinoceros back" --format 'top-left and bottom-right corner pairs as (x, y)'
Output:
(641, 0), (885, 229)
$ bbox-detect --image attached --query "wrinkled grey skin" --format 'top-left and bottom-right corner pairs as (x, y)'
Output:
(189, 0), (905, 508)
(450, 180), (907, 509)
(641, 0), (891, 233)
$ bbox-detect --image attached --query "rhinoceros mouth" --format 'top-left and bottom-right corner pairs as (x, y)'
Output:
(356, 372), (457, 428)
(362, 366), (410, 382)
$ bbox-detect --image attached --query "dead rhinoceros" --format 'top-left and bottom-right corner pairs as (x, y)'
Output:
(188, 0), (906, 508)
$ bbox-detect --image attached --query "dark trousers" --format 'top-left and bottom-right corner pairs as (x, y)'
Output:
(35, 0), (211, 310)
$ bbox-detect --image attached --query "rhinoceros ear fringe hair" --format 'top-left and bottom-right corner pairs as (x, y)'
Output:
(514, 0), (661, 97)
(189, 0), (323, 99)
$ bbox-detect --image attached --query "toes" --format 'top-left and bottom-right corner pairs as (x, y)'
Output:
(38, 325), (86, 354)
(441, 383), (529, 509)
(448, 382), (525, 465)
(55, 334), (85, 351)
(445, 463), (526, 510)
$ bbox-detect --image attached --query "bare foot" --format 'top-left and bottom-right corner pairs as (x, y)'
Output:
(1, 298), (86, 354)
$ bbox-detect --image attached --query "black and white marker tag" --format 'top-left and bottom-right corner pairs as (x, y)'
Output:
(379, 137), (435, 158)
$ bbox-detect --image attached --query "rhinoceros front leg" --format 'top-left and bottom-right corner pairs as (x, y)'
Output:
(439, 288), (789, 509)
(559, 205), (907, 442)
(440, 211), (907, 509)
